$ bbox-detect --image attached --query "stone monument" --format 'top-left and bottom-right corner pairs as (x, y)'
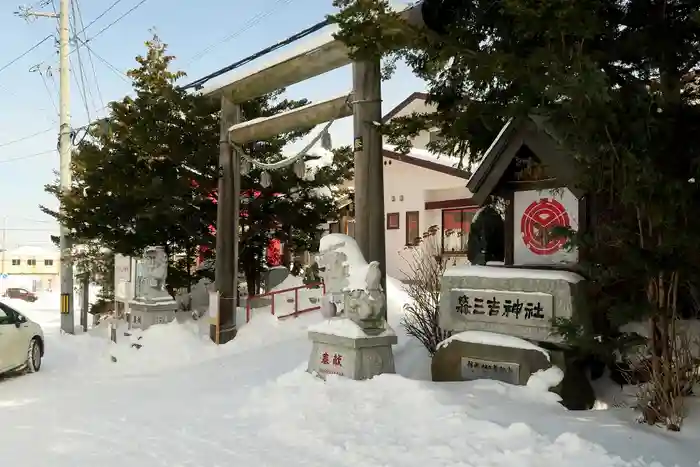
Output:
(315, 240), (349, 308)
(307, 246), (397, 380)
(129, 246), (178, 330)
(429, 117), (598, 409)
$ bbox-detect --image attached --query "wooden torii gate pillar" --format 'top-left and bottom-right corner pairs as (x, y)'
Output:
(203, 5), (424, 344)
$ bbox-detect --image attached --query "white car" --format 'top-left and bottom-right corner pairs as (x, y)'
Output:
(0, 301), (44, 376)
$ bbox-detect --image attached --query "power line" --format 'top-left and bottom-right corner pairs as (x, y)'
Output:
(186, 0), (294, 66)
(77, 1), (107, 114)
(0, 149), (55, 164)
(2, 227), (58, 232)
(74, 37), (129, 83)
(70, 0), (96, 120)
(75, 0), (124, 36)
(32, 65), (59, 116)
(85, 0), (150, 43)
(2, 215), (55, 224)
(0, 128), (53, 148)
(181, 18), (330, 91)
(0, 35), (54, 76)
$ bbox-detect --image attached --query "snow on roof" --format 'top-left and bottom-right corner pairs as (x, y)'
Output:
(443, 264), (584, 283)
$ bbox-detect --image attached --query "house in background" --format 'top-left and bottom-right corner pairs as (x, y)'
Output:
(0, 245), (60, 292)
(330, 92), (481, 281)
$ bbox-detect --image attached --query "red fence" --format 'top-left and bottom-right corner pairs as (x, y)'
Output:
(245, 282), (326, 322)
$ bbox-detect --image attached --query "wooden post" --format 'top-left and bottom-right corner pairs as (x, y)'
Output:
(353, 60), (387, 310)
(352, 62), (370, 263)
(212, 96), (239, 344)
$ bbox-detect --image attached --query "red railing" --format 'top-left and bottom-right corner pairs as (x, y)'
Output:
(245, 282), (326, 322)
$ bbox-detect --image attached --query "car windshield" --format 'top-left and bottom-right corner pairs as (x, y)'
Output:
(0, 302), (17, 324)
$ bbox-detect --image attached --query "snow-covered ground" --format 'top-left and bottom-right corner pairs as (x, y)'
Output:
(1, 235), (699, 466)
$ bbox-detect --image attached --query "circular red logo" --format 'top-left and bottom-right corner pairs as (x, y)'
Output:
(520, 198), (570, 255)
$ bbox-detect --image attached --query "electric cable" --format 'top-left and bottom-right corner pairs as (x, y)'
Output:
(0, 35), (54, 76)
(181, 19), (330, 91)
(186, 0), (294, 66)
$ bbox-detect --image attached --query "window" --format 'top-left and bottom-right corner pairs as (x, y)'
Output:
(442, 208), (477, 253)
(44, 259), (54, 266)
(405, 211), (420, 246)
(0, 303), (15, 325)
(386, 212), (400, 230)
(27, 259), (37, 266)
(11, 259), (20, 266)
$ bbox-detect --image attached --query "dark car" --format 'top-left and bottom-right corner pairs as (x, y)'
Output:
(2, 288), (38, 303)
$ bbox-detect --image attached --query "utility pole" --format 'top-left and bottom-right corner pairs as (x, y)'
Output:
(58, 0), (74, 334)
(19, 0), (74, 332)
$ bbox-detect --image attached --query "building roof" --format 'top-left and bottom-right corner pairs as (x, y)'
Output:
(6, 246), (59, 257)
(382, 91), (429, 122)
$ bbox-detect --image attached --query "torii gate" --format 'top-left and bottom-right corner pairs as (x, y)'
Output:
(202, 4), (427, 344)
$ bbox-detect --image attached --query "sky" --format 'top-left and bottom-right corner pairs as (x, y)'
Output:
(0, 0), (425, 251)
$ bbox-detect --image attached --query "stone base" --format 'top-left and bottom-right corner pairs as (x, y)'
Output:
(432, 339), (550, 385)
(128, 299), (178, 330)
(307, 330), (397, 380)
(432, 337), (597, 410)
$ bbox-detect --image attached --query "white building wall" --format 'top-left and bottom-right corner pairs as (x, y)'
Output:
(0, 246), (60, 293)
(382, 156), (469, 281)
(382, 97), (437, 151)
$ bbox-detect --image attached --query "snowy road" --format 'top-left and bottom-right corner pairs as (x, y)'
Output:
(1, 283), (698, 466)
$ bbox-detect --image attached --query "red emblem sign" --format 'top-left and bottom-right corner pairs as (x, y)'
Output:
(520, 198), (570, 255)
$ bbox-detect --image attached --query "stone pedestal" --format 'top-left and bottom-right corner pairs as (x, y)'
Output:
(439, 265), (587, 344)
(307, 325), (397, 380)
(129, 297), (178, 330)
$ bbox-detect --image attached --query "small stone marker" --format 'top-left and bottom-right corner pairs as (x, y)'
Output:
(460, 357), (520, 385)
(431, 332), (550, 385)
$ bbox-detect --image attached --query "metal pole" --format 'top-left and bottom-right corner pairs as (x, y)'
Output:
(212, 96), (239, 344)
(58, 0), (74, 334)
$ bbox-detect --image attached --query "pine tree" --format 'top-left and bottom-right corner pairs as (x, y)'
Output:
(331, 0), (700, 427)
(43, 34), (220, 292)
(43, 33), (354, 295)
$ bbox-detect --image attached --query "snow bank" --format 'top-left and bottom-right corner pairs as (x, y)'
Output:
(528, 366), (565, 391)
(439, 330), (551, 361)
(234, 370), (675, 466)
